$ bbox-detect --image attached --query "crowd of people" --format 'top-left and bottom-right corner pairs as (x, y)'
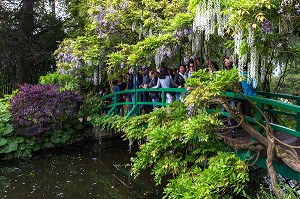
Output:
(106, 56), (257, 139)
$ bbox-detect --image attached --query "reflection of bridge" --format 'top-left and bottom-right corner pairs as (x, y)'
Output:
(101, 88), (300, 181)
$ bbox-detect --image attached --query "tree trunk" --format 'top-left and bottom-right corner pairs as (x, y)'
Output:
(15, 0), (35, 84)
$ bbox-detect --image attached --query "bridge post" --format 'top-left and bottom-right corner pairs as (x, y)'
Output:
(161, 90), (166, 107)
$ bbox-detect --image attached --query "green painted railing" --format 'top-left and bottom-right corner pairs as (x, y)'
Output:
(225, 92), (300, 138)
(101, 88), (300, 137)
(101, 87), (186, 118)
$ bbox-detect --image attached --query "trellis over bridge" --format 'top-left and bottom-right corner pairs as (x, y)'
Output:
(100, 88), (300, 181)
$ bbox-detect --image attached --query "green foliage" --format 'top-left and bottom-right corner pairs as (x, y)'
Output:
(164, 152), (248, 199)
(184, 68), (239, 110)
(39, 71), (80, 91)
(0, 95), (14, 137)
(78, 93), (105, 118)
(271, 74), (300, 96)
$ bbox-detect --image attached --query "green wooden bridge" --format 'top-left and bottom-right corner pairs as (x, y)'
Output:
(100, 88), (300, 181)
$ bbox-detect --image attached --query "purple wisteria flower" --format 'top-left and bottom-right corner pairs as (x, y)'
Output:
(120, 62), (125, 69)
(296, 4), (300, 14)
(262, 20), (273, 33)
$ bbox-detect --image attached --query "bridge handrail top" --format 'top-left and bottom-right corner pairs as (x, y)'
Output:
(101, 89), (300, 113)
(225, 92), (300, 113)
(101, 88), (187, 99)
(257, 91), (300, 102)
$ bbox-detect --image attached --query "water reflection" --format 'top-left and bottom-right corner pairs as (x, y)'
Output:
(0, 138), (162, 198)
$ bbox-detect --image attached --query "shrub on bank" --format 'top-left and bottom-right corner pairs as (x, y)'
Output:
(10, 84), (83, 137)
(0, 84), (87, 159)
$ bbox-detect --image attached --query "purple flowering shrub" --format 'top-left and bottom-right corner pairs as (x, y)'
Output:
(10, 84), (83, 137)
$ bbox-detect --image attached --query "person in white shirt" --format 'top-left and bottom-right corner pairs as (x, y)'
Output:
(152, 66), (177, 103)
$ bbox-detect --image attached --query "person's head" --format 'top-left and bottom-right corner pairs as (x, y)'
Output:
(113, 79), (118, 85)
(223, 56), (233, 69)
(149, 70), (157, 78)
(128, 67), (134, 75)
(168, 68), (173, 75)
(138, 67), (144, 75)
(186, 65), (189, 72)
(158, 66), (169, 79)
(178, 64), (186, 74)
(118, 75), (124, 82)
(189, 61), (195, 72)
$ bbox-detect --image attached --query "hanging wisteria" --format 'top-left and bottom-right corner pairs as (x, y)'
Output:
(155, 45), (173, 67)
(93, 4), (123, 39)
(249, 47), (259, 88)
(56, 43), (84, 74)
(193, 0), (227, 41)
(234, 30), (243, 55)
(247, 26), (254, 47)
(237, 54), (247, 76)
(260, 56), (267, 82)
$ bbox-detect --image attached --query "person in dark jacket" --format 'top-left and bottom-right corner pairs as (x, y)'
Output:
(144, 70), (159, 108)
(174, 64), (187, 100)
(139, 66), (151, 113)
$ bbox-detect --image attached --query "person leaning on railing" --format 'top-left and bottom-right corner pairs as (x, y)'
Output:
(152, 66), (177, 103)
(240, 65), (257, 117)
(113, 79), (124, 116)
(143, 70), (159, 108)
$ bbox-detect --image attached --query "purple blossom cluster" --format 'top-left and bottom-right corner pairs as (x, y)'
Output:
(278, 0), (300, 15)
(296, 4), (300, 14)
(10, 84), (83, 137)
(94, 5), (122, 38)
(56, 52), (83, 69)
(173, 27), (193, 38)
(261, 20), (273, 33)
(157, 45), (173, 59)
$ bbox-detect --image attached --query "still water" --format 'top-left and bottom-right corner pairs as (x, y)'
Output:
(0, 138), (163, 199)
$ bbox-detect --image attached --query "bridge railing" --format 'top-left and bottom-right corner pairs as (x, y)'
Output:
(257, 91), (300, 133)
(100, 88), (300, 138)
(225, 92), (300, 138)
(101, 87), (186, 118)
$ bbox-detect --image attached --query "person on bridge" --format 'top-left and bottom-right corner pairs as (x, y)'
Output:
(152, 66), (177, 104)
(174, 64), (187, 101)
(139, 66), (152, 114)
(144, 70), (159, 108)
(241, 65), (257, 117)
(112, 79), (124, 116)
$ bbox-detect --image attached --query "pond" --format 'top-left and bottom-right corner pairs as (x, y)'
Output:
(0, 138), (163, 198)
